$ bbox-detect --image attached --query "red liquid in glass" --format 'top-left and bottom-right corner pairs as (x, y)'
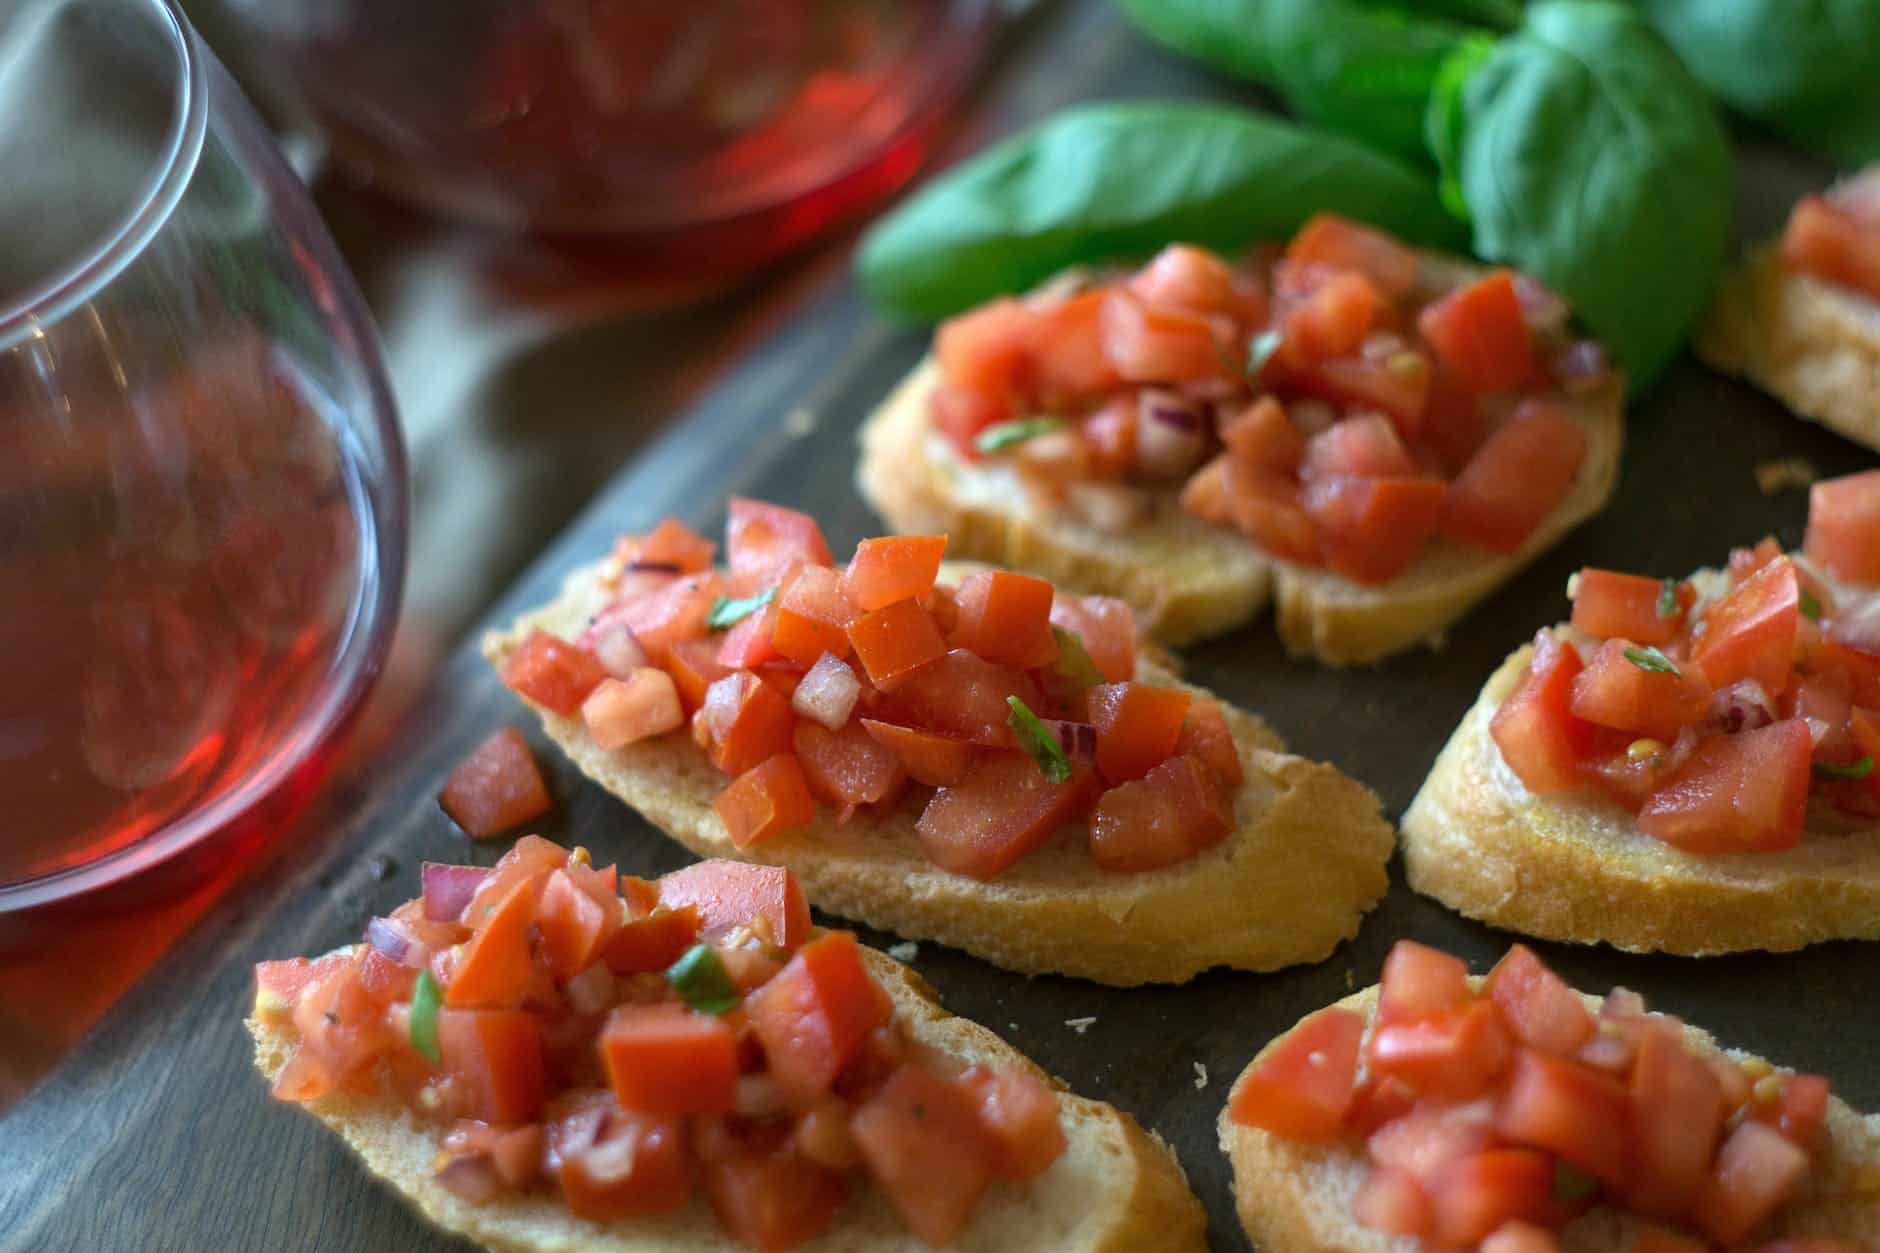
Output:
(0, 340), (369, 886)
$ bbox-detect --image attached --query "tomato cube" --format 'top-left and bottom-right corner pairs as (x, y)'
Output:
(936, 297), (1036, 395)
(1773, 1073), (1832, 1147)
(1131, 242), (1241, 312)
(915, 751), (1098, 880)
(702, 1136), (848, 1253)
(581, 669), (685, 750)
(1301, 414), (1415, 482)
(1491, 630), (1598, 795)
(1303, 475), (1447, 585)
(948, 570), (1060, 670)
(931, 383), (1011, 460)
(1481, 1220), (1565, 1253)
(715, 753), (817, 848)
(1088, 682), (1192, 784)
(610, 572), (723, 661)
(1369, 1002), (1512, 1100)
(1352, 1165), (1434, 1237)
(852, 1064), (997, 1247)
(875, 649), (1043, 747)
(771, 565), (857, 667)
(601, 906), (699, 975)
(600, 1003), (738, 1116)
(445, 877), (538, 1010)
(1100, 289), (1229, 383)
(1217, 458), (1321, 564)
(1417, 270), (1539, 394)
(1048, 595), (1137, 684)
(437, 1008), (545, 1123)
(1284, 270), (1388, 361)
(1175, 697), (1244, 789)
(716, 602), (783, 670)
(859, 718), (973, 787)
(1365, 1100), (1497, 1181)
(698, 671), (796, 776)
(666, 637), (731, 714)
(616, 516), (716, 573)
(1378, 940), (1472, 1025)
(1782, 195), (1880, 303)
(1571, 569), (1690, 646)
(1485, 945), (1594, 1057)
(1624, 1020), (1725, 1219)
(1221, 396), (1305, 475)
(1089, 755), (1232, 872)
(656, 860), (810, 949)
(1294, 352), (1432, 434)
(1286, 213), (1420, 300)
(1442, 400), (1588, 554)
(500, 629), (608, 716)
(1691, 1120), (1811, 1246)
(1227, 1006), (1364, 1141)
(1426, 1149), (1555, 1248)
(1637, 718), (1812, 854)
(534, 867), (616, 979)
(1033, 289), (1124, 398)
(964, 1065), (1066, 1180)
(438, 727), (552, 839)
(1568, 638), (1712, 740)
(847, 598), (948, 691)
(555, 1101), (690, 1220)
(842, 535), (948, 612)
(747, 932), (893, 1108)
(1694, 556), (1801, 694)
(1805, 470), (1880, 586)
(793, 721), (905, 816)
(725, 499), (832, 586)
(1494, 1049), (1629, 1183)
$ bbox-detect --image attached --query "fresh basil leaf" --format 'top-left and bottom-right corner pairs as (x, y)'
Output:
(1801, 589), (1823, 621)
(706, 588), (775, 630)
(1657, 578), (1681, 619)
(857, 102), (1463, 321)
(1638, 0), (1880, 167)
(1624, 645), (1681, 675)
(1246, 329), (1283, 379)
(1113, 0), (1280, 81)
(1815, 756), (1875, 780)
(1425, 31), (1500, 220)
(1007, 696), (1073, 784)
(1438, 2), (1732, 387)
(666, 944), (742, 1015)
(409, 968), (442, 1065)
(1051, 627), (1106, 688)
(975, 417), (1064, 455)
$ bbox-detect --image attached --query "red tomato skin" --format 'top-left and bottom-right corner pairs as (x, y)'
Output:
(931, 383), (1010, 461)
(1130, 243), (1241, 311)
(1636, 718), (1813, 854)
(601, 906), (700, 975)
(534, 868), (615, 979)
(714, 753), (817, 848)
(445, 877), (539, 1011)
(792, 720), (906, 814)
(725, 498), (833, 586)
(1227, 1006), (1365, 1142)
(846, 598), (949, 691)
(1568, 638), (1713, 741)
(1416, 270), (1540, 394)
(437, 1008), (546, 1124)
(702, 1135), (849, 1253)
(1782, 195), (1880, 302)
(557, 1109), (692, 1220)
(1484, 945), (1594, 1057)
(1088, 754), (1233, 872)
(1221, 396), (1305, 475)
(842, 535), (948, 612)
(617, 516), (716, 573)
(1294, 351), (1432, 434)
(746, 932), (893, 1109)
(1365, 1099), (1498, 1182)
(1302, 475), (1447, 585)
(500, 629), (608, 715)
(1033, 289), (1124, 400)
(1691, 1119), (1811, 1246)
(1286, 213), (1420, 300)
(439, 728), (552, 839)
(1805, 469), (1880, 585)
(1442, 400), (1587, 554)
(1491, 631), (1598, 795)
(1493, 1048), (1630, 1184)
(1175, 698), (1245, 789)
(1049, 594), (1137, 684)
(874, 649), (1043, 748)
(1219, 459), (1322, 564)
(1099, 289), (1230, 384)
(1425, 1149), (1556, 1248)
(655, 860), (811, 949)
(964, 1065), (1067, 1180)
(936, 297), (1035, 396)
(915, 753), (1099, 881)
(1301, 414), (1415, 482)
(851, 1064), (997, 1248)
(1623, 1020), (1725, 1220)
(1378, 940), (1473, 1026)
(1088, 682), (1191, 784)
(1352, 1165), (1435, 1238)
(948, 570), (1060, 670)
(599, 1003), (739, 1117)
(858, 718), (972, 787)
(1368, 1002), (1513, 1101)
(1693, 556), (1801, 694)
(1571, 569), (1690, 646)
(1282, 270), (1388, 361)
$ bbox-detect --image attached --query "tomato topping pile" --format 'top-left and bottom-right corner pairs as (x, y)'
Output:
(499, 502), (1248, 879)
(926, 216), (1615, 585)
(256, 839), (1065, 1250)
(1489, 471), (1880, 854)
(1230, 941), (1851, 1253)
(1780, 167), (1880, 303)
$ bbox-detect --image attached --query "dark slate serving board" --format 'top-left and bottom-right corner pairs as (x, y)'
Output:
(3, 4), (1875, 1250)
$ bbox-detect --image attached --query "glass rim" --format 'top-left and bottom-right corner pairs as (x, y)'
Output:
(0, 0), (208, 351)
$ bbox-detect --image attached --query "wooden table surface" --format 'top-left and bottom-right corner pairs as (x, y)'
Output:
(4, 4), (1878, 1251)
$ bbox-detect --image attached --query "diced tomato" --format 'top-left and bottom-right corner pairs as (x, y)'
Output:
(1568, 638), (1712, 740)
(1369, 1003), (1513, 1101)
(1691, 1119), (1811, 1246)
(1786, 671), (1856, 764)
(438, 1008), (545, 1123)
(1283, 270), (1388, 361)
(1295, 352), (1432, 434)
(1080, 394), (1138, 477)
(1099, 289), (1228, 383)
(1089, 755), (1232, 872)
(702, 1132), (849, 1253)
(617, 516), (716, 573)
(915, 752), (1098, 880)
(1481, 1220), (1565, 1253)
(357, 949), (418, 1005)
(1624, 1020), (1725, 1219)
(500, 629), (607, 716)
(1772, 1073), (1832, 1147)
(1637, 718), (1812, 854)
(792, 721), (905, 817)
(656, 861), (810, 949)
(1130, 243), (1241, 311)
(1421, 364), (1485, 472)
(463, 835), (565, 920)
(439, 727), (552, 839)
(602, 906), (700, 975)
(948, 570), (1059, 670)
(876, 649), (1043, 747)
(846, 598), (947, 691)
(1378, 940), (1472, 1026)
(666, 637), (731, 714)
(1366, 1099), (1498, 1181)
(535, 868), (616, 979)
(964, 1065), (1065, 1180)
(554, 1099), (690, 1219)
(725, 499), (832, 586)
(1217, 459), (1321, 564)
(1426, 1150), (1555, 1248)
(1693, 556), (1801, 694)
(747, 932), (893, 1108)
(931, 383), (1010, 460)
(1221, 396), (1304, 475)
(1087, 682), (1191, 784)
(1491, 630), (1598, 795)
(600, 1003), (738, 1116)
(1353, 1165), (1434, 1237)
(1484, 945), (1594, 1057)
(1300, 414), (1415, 482)
(1571, 569), (1691, 646)
(842, 535), (948, 612)
(254, 953), (351, 1018)
(698, 671), (796, 776)
(1630, 1228), (1711, 1253)
(715, 753), (817, 848)
(771, 565), (857, 667)
(716, 602), (783, 670)
(1174, 698), (1244, 789)
(1494, 1049), (1629, 1183)
(1782, 195), (1880, 302)
(1048, 595), (1137, 684)
(1417, 270), (1540, 394)
(581, 669), (685, 750)
(858, 718), (972, 787)
(1756, 1241), (1865, 1253)
(1303, 475), (1447, 585)
(935, 297), (1036, 395)
(1228, 1006), (1365, 1141)
(851, 1064), (996, 1247)
(1286, 213), (1420, 300)
(1032, 289), (1123, 399)
(1805, 469), (1880, 585)
(609, 572), (722, 661)
(276, 960), (396, 1099)
(445, 878), (539, 1010)
(1442, 400), (1587, 554)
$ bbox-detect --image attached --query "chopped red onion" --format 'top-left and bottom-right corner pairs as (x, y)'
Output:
(1143, 390), (1204, 432)
(588, 619), (649, 679)
(1708, 679), (1775, 735)
(363, 916), (412, 963)
(1513, 273), (1570, 336)
(1044, 719), (1097, 759)
(1553, 340), (1613, 395)
(1136, 391), (1207, 480)
(793, 654), (861, 731)
(623, 560), (682, 575)
(434, 1154), (502, 1204)
(422, 862), (488, 922)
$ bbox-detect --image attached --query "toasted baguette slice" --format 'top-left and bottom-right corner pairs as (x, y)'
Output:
(485, 560), (1394, 986)
(1699, 246), (1880, 454)
(1401, 636), (1880, 956)
(855, 256), (1624, 665)
(248, 941), (1207, 1253)
(1220, 983), (1880, 1252)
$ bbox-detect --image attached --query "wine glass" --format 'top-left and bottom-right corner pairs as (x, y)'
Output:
(0, 0), (406, 910)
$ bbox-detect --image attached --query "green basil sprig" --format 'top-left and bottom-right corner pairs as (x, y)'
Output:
(409, 969), (442, 1065)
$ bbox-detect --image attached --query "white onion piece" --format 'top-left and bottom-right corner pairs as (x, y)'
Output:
(1708, 679), (1775, 734)
(1554, 339), (1614, 396)
(1513, 274), (1570, 336)
(564, 962), (617, 1015)
(589, 619), (649, 679)
(793, 654), (861, 731)
(422, 863), (488, 922)
(1830, 590), (1880, 653)
(1066, 482), (1147, 533)
(364, 917), (413, 964)
(1135, 394), (1207, 480)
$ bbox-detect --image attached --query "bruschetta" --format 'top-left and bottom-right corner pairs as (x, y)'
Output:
(484, 502), (1394, 985)
(1221, 939), (1880, 1252)
(1700, 167), (1880, 454)
(1401, 470), (1880, 955)
(856, 214), (1625, 664)
(248, 844), (1207, 1252)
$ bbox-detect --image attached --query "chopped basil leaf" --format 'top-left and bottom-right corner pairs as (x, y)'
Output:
(706, 587), (775, 630)
(1551, 1161), (1599, 1205)
(409, 968), (442, 1065)
(1051, 627), (1105, 688)
(1800, 589), (1822, 621)
(1246, 329), (1283, 379)
(974, 417), (1064, 455)
(666, 943), (742, 1014)
(1657, 577), (1681, 619)
(1007, 696), (1073, 784)
(1623, 645), (1680, 676)
(1815, 756), (1874, 781)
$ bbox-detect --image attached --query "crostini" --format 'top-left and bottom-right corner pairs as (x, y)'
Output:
(1402, 470), (1880, 955)
(856, 214), (1624, 664)
(1700, 167), (1880, 454)
(1221, 939), (1880, 1252)
(484, 501), (1393, 986)
(249, 844), (1207, 1252)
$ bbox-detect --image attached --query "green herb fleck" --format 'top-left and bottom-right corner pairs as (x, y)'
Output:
(1623, 646), (1681, 676)
(1051, 627), (1105, 688)
(1801, 589), (1822, 621)
(974, 417), (1064, 455)
(706, 587), (775, 630)
(1815, 756), (1874, 781)
(1007, 696), (1072, 784)
(666, 944), (742, 1015)
(409, 969), (442, 1065)
(1245, 329), (1283, 379)
(1657, 578), (1681, 620)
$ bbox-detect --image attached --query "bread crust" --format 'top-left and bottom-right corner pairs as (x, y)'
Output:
(1699, 246), (1880, 454)
(1401, 641), (1880, 956)
(1220, 985), (1880, 1253)
(855, 299), (1623, 667)
(248, 943), (1208, 1253)
(485, 559), (1393, 986)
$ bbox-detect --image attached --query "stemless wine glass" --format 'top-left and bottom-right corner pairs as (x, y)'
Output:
(0, 0), (406, 911)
